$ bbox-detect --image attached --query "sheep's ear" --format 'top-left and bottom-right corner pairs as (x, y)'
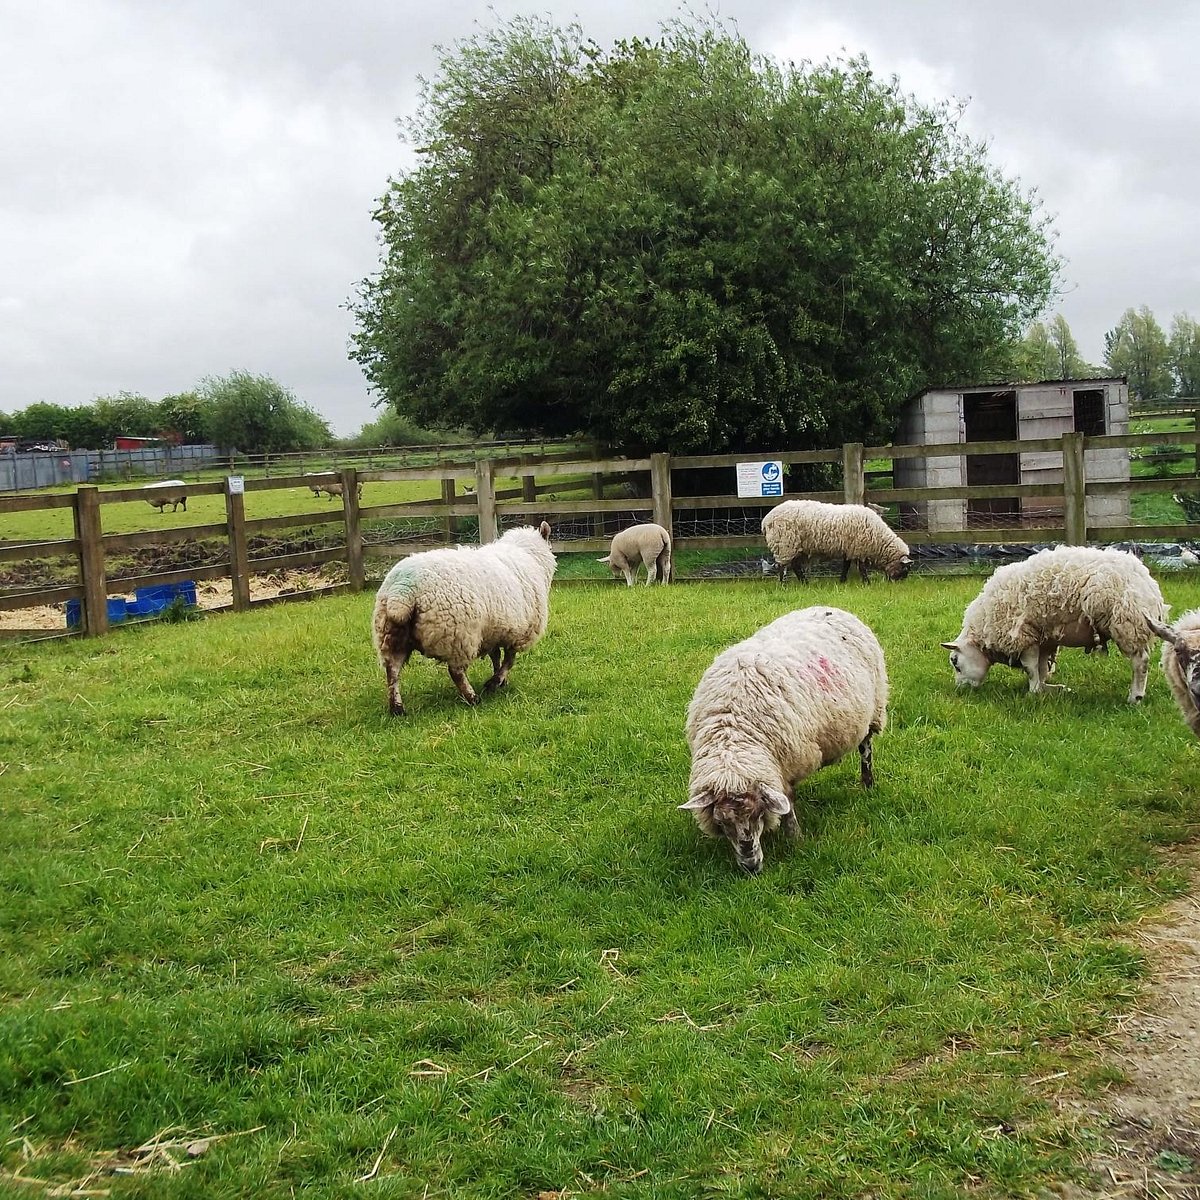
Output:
(678, 793), (715, 812)
(538, 521), (552, 541)
(901, 555), (913, 565)
(1147, 616), (1178, 644)
(940, 641), (960, 651)
(760, 786), (791, 816)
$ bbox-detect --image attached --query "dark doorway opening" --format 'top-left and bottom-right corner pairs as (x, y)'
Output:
(1073, 389), (1106, 436)
(963, 391), (1019, 525)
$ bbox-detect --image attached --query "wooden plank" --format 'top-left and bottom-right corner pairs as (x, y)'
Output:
(1090, 523), (1200, 541)
(0, 584), (84, 613)
(100, 480), (224, 504)
(496, 498), (653, 516)
(1095, 478), (1197, 496)
(243, 511), (344, 535)
(225, 482), (251, 612)
(671, 492), (842, 509)
(843, 443), (865, 506)
(75, 486), (108, 636)
(0, 492), (78, 513)
(673, 535), (764, 551)
(361, 501), (475, 519)
(342, 468), (365, 592)
(247, 546), (346, 574)
(532, 457), (652, 476)
(651, 451), (672, 534)
(903, 527), (1062, 545)
(106, 562), (230, 591)
(364, 465), (477, 482)
(1094, 430), (1200, 450)
(1062, 431), (1086, 545)
(0, 538), (80, 564)
(475, 460), (497, 543)
(871, 483), (1066, 502)
(101, 523), (227, 552)
(671, 449), (839, 468)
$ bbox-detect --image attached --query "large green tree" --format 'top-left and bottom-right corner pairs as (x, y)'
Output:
(1169, 313), (1200, 398)
(1017, 314), (1092, 380)
(352, 18), (1060, 452)
(1104, 306), (1172, 400)
(199, 372), (331, 454)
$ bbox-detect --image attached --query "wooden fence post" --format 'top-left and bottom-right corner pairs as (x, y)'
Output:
(1062, 431), (1087, 545)
(475, 459), (497, 543)
(521, 454), (537, 503)
(441, 477), (458, 539)
(651, 452), (672, 535)
(842, 442), (866, 506)
(74, 485), (108, 637)
(225, 477), (251, 611)
(341, 467), (364, 592)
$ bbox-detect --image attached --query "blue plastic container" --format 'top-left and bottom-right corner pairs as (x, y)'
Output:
(65, 598), (128, 629)
(134, 581), (198, 609)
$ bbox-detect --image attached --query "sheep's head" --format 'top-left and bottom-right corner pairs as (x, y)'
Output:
(884, 555), (913, 581)
(1149, 617), (1200, 708)
(678, 785), (791, 875)
(941, 639), (991, 689)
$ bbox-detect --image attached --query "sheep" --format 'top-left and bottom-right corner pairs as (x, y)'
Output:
(143, 479), (188, 513)
(303, 474), (326, 498)
(761, 500), (912, 584)
(1147, 610), (1200, 737)
(314, 479), (362, 502)
(598, 523), (672, 586)
(372, 522), (556, 714)
(679, 606), (888, 875)
(941, 545), (1167, 703)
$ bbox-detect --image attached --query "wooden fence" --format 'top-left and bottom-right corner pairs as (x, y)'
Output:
(4, 429), (1200, 638)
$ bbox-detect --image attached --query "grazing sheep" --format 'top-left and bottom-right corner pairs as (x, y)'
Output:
(372, 522), (556, 714)
(941, 546), (1167, 703)
(1147, 610), (1200, 737)
(315, 480), (362, 502)
(599, 523), (672, 586)
(303, 474), (325, 498)
(761, 500), (912, 584)
(680, 606), (888, 875)
(143, 479), (188, 512)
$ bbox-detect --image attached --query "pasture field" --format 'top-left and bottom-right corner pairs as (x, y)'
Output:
(2, 579), (1199, 1198)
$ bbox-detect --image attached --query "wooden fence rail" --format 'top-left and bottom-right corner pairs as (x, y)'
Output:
(4, 432), (1200, 636)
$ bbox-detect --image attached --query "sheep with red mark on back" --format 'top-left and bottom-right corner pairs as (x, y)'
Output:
(680, 606), (888, 875)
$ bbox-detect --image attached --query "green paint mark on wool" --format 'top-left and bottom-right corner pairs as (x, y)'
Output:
(381, 559), (423, 600)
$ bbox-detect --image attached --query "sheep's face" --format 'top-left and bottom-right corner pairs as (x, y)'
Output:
(884, 555), (913, 581)
(1172, 641), (1200, 709)
(679, 786), (791, 875)
(941, 640), (990, 689)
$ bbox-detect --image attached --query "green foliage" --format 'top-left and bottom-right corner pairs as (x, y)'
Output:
(199, 371), (332, 454)
(352, 17), (1060, 453)
(1, 580), (1198, 1197)
(1169, 312), (1200, 397)
(1104, 306), (1172, 400)
(347, 407), (463, 448)
(156, 391), (209, 443)
(1017, 314), (1093, 379)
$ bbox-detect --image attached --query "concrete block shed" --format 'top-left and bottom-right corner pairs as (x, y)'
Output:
(891, 378), (1130, 531)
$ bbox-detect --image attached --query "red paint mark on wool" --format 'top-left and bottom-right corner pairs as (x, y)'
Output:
(804, 655), (843, 691)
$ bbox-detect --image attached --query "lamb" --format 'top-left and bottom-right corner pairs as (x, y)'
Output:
(143, 480), (188, 512)
(310, 479), (361, 501)
(598, 523), (672, 585)
(761, 500), (912, 584)
(372, 522), (556, 714)
(941, 545), (1167, 703)
(680, 606), (888, 874)
(1147, 610), (1200, 737)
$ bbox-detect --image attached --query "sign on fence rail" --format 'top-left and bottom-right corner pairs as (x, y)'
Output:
(735, 460), (784, 498)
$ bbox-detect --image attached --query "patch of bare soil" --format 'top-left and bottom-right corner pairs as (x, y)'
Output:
(0, 569), (341, 632)
(1056, 850), (1200, 1199)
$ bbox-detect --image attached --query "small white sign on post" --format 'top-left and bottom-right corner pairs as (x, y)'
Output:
(735, 460), (784, 498)
(227, 475), (245, 495)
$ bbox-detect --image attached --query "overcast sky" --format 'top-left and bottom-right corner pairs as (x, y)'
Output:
(3, 1), (1197, 436)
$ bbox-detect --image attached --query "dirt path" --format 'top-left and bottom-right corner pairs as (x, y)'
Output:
(1058, 850), (1200, 1198)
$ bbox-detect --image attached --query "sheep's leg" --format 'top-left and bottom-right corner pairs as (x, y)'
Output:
(449, 665), (479, 705)
(622, 565), (636, 587)
(793, 556), (810, 583)
(1128, 648), (1150, 703)
(776, 560), (788, 585)
(383, 651), (410, 716)
(644, 555), (657, 585)
(1020, 644), (1066, 693)
(181, 497), (187, 511)
(657, 549), (671, 584)
(857, 560), (870, 585)
(858, 733), (875, 788)
(839, 558), (851, 583)
(780, 805), (800, 838)
(483, 647), (517, 694)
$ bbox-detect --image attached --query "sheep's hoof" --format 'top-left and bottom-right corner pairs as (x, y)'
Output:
(388, 700), (406, 717)
(482, 677), (507, 694)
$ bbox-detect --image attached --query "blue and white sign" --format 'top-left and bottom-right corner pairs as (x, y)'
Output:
(736, 460), (784, 498)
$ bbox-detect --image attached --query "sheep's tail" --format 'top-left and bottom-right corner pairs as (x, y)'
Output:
(372, 568), (421, 658)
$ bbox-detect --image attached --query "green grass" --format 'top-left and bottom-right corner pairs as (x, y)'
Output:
(3, 579), (1199, 1197)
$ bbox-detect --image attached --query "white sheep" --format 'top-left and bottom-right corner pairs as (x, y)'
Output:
(1147, 609), (1200, 737)
(761, 500), (911, 584)
(942, 546), (1167, 703)
(598, 523), (672, 586)
(143, 479), (188, 512)
(680, 606), (888, 874)
(372, 522), (556, 714)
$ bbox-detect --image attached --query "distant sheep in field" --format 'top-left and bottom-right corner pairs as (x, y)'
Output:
(680, 606), (888, 875)
(761, 500), (911, 584)
(143, 480), (188, 513)
(1148, 609), (1200, 736)
(942, 546), (1167, 703)
(303, 474), (325, 498)
(599, 523), (672, 586)
(318, 480), (362, 502)
(372, 522), (556, 714)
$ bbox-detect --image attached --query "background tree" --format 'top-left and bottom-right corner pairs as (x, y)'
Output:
(1016, 321), (1056, 378)
(1104, 306), (1172, 400)
(1169, 313), (1200, 397)
(199, 371), (331, 454)
(348, 408), (460, 448)
(352, 17), (1059, 453)
(91, 392), (160, 442)
(156, 392), (210, 443)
